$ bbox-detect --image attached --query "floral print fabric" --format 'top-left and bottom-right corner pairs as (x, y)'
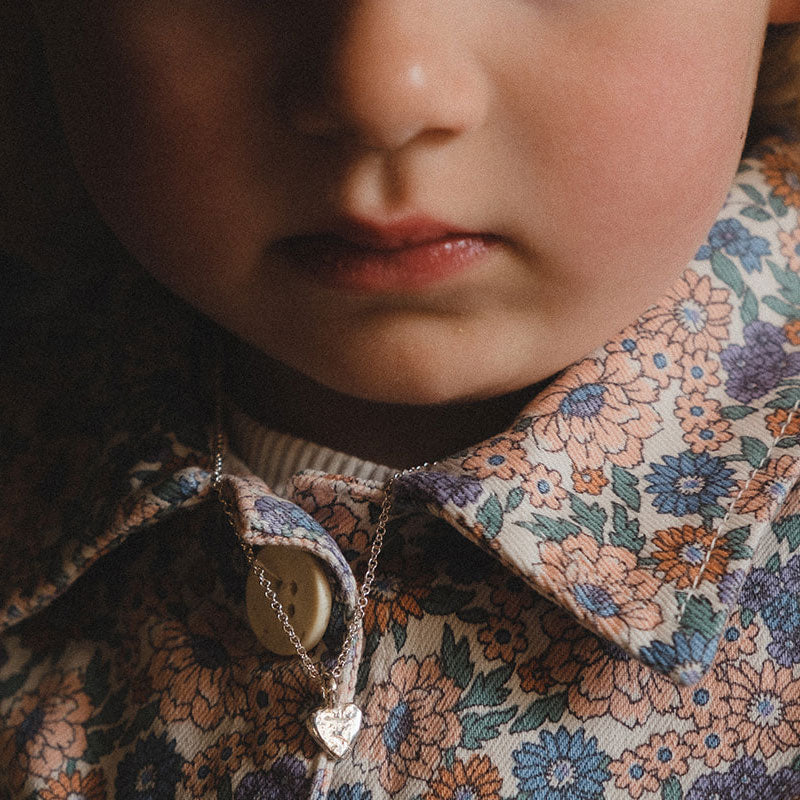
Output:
(1, 138), (800, 798)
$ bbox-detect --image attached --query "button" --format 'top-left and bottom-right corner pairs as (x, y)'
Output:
(246, 545), (333, 656)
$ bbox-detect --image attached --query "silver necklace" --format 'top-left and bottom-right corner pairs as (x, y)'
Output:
(210, 401), (431, 760)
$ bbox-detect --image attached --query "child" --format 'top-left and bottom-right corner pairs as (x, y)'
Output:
(3, 1), (800, 798)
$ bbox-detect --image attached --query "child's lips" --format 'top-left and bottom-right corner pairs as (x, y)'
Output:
(273, 219), (501, 293)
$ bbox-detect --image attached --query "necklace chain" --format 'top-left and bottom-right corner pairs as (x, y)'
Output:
(211, 399), (431, 704)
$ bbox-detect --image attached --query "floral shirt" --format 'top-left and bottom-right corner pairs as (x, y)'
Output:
(2, 139), (800, 800)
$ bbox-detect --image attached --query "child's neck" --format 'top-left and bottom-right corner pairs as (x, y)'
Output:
(224, 343), (547, 469)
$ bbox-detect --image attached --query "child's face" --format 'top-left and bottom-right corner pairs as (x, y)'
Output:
(36, 1), (781, 403)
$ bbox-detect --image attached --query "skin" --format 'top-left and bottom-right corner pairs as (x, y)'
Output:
(24, 0), (800, 465)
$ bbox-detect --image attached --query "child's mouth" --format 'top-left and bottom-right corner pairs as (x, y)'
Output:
(273, 217), (501, 293)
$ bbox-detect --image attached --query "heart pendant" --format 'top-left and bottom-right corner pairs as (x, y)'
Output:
(307, 702), (363, 760)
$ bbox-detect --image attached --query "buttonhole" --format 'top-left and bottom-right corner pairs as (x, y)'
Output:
(288, 603), (296, 617)
(290, 581), (298, 595)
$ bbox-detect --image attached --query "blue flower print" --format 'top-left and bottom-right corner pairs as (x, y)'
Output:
(253, 496), (327, 539)
(397, 469), (482, 508)
(512, 726), (610, 800)
(696, 218), (771, 273)
(640, 630), (717, 684)
(235, 756), (310, 800)
(644, 450), (735, 516)
(115, 732), (183, 800)
(327, 784), (373, 800)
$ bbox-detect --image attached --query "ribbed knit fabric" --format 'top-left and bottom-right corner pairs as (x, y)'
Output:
(226, 401), (397, 498)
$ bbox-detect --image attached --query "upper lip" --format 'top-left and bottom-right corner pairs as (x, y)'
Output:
(281, 215), (487, 251)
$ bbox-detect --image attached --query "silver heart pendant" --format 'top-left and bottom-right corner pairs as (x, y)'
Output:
(307, 702), (363, 760)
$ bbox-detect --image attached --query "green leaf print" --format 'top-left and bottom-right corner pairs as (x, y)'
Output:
(441, 623), (474, 689)
(119, 700), (159, 747)
(763, 295), (800, 320)
(726, 525), (753, 560)
(510, 692), (567, 734)
(476, 494), (504, 540)
(515, 516), (580, 542)
(740, 205), (772, 222)
(84, 650), (110, 708)
(610, 503), (645, 553)
(611, 464), (640, 511)
(456, 664), (514, 710)
(740, 288), (759, 326)
(679, 595), (726, 639)
(766, 387), (800, 409)
(769, 190), (789, 217)
(711, 251), (745, 297)
(774, 516), (800, 552)
(460, 708), (516, 749)
(720, 405), (756, 420)
(568, 494), (607, 541)
(505, 486), (526, 512)
(661, 776), (684, 800)
(421, 586), (475, 616)
(768, 258), (800, 305)
(741, 436), (769, 469)
(737, 182), (766, 205)
(216, 775), (233, 800)
(392, 620), (407, 652)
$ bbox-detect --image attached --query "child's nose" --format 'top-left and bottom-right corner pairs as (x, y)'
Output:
(287, 0), (489, 153)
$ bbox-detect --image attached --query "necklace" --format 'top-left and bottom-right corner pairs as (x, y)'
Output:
(210, 402), (432, 760)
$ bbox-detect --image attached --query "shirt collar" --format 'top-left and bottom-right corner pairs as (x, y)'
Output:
(3, 138), (800, 687)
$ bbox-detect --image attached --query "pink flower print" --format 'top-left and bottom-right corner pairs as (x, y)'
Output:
(532, 352), (660, 471)
(538, 534), (662, 640)
(684, 723), (739, 768)
(733, 455), (798, 521)
(634, 731), (690, 782)
(462, 435), (532, 481)
(641, 270), (732, 353)
(522, 464), (567, 510)
(680, 349), (721, 394)
(636, 334), (685, 388)
(722, 660), (800, 757)
(778, 226), (800, 272)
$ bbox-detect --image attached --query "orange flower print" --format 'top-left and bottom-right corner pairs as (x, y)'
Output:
(571, 467), (609, 495)
(148, 605), (256, 731)
(462, 435), (532, 481)
(532, 352), (660, 470)
(635, 731), (690, 781)
(723, 660), (800, 757)
(293, 479), (370, 557)
(683, 419), (733, 453)
(684, 723), (739, 769)
(717, 614), (759, 662)
(538, 534), (662, 640)
(640, 270), (732, 353)
(245, 664), (317, 759)
(779, 227), (800, 272)
(539, 609), (679, 728)
(477, 615), (528, 663)
(182, 732), (246, 797)
(635, 333), (684, 388)
(763, 149), (800, 208)
(733, 454), (798, 520)
(650, 525), (731, 590)
(675, 393), (722, 433)
(675, 666), (731, 730)
(362, 572), (430, 638)
(0, 669), (93, 791)
(609, 750), (659, 799)
(39, 768), (107, 800)
(522, 464), (567, 510)
(422, 754), (503, 800)
(487, 573), (535, 620)
(785, 319), (800, 346)
(680, 349), (721, 394)
(357, 655), (461, 794)
(765, 407), (800, 439)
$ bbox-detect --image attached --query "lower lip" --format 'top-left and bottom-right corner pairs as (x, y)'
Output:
(275, 235), (499, 293)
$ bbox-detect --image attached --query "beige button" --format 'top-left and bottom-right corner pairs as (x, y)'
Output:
(246, 545), (333, 656)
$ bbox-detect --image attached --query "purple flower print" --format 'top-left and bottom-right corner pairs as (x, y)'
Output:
(782, 553), (800, 593)
(253, 496), (326, 538)
(717, 569), (746, 607)
(397, 469), (482, 508)
(761, 591), (800, 632)
(743, 320), (788, 353)
(767, 626), (800, 667)
(721, 345), (784, 403)
(721, 321), (800, 402)
(697, 218), (771, 273)
(235, 756), (310, 800)
(686, 756), (800, 800)
(739, 567), (782, 610)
